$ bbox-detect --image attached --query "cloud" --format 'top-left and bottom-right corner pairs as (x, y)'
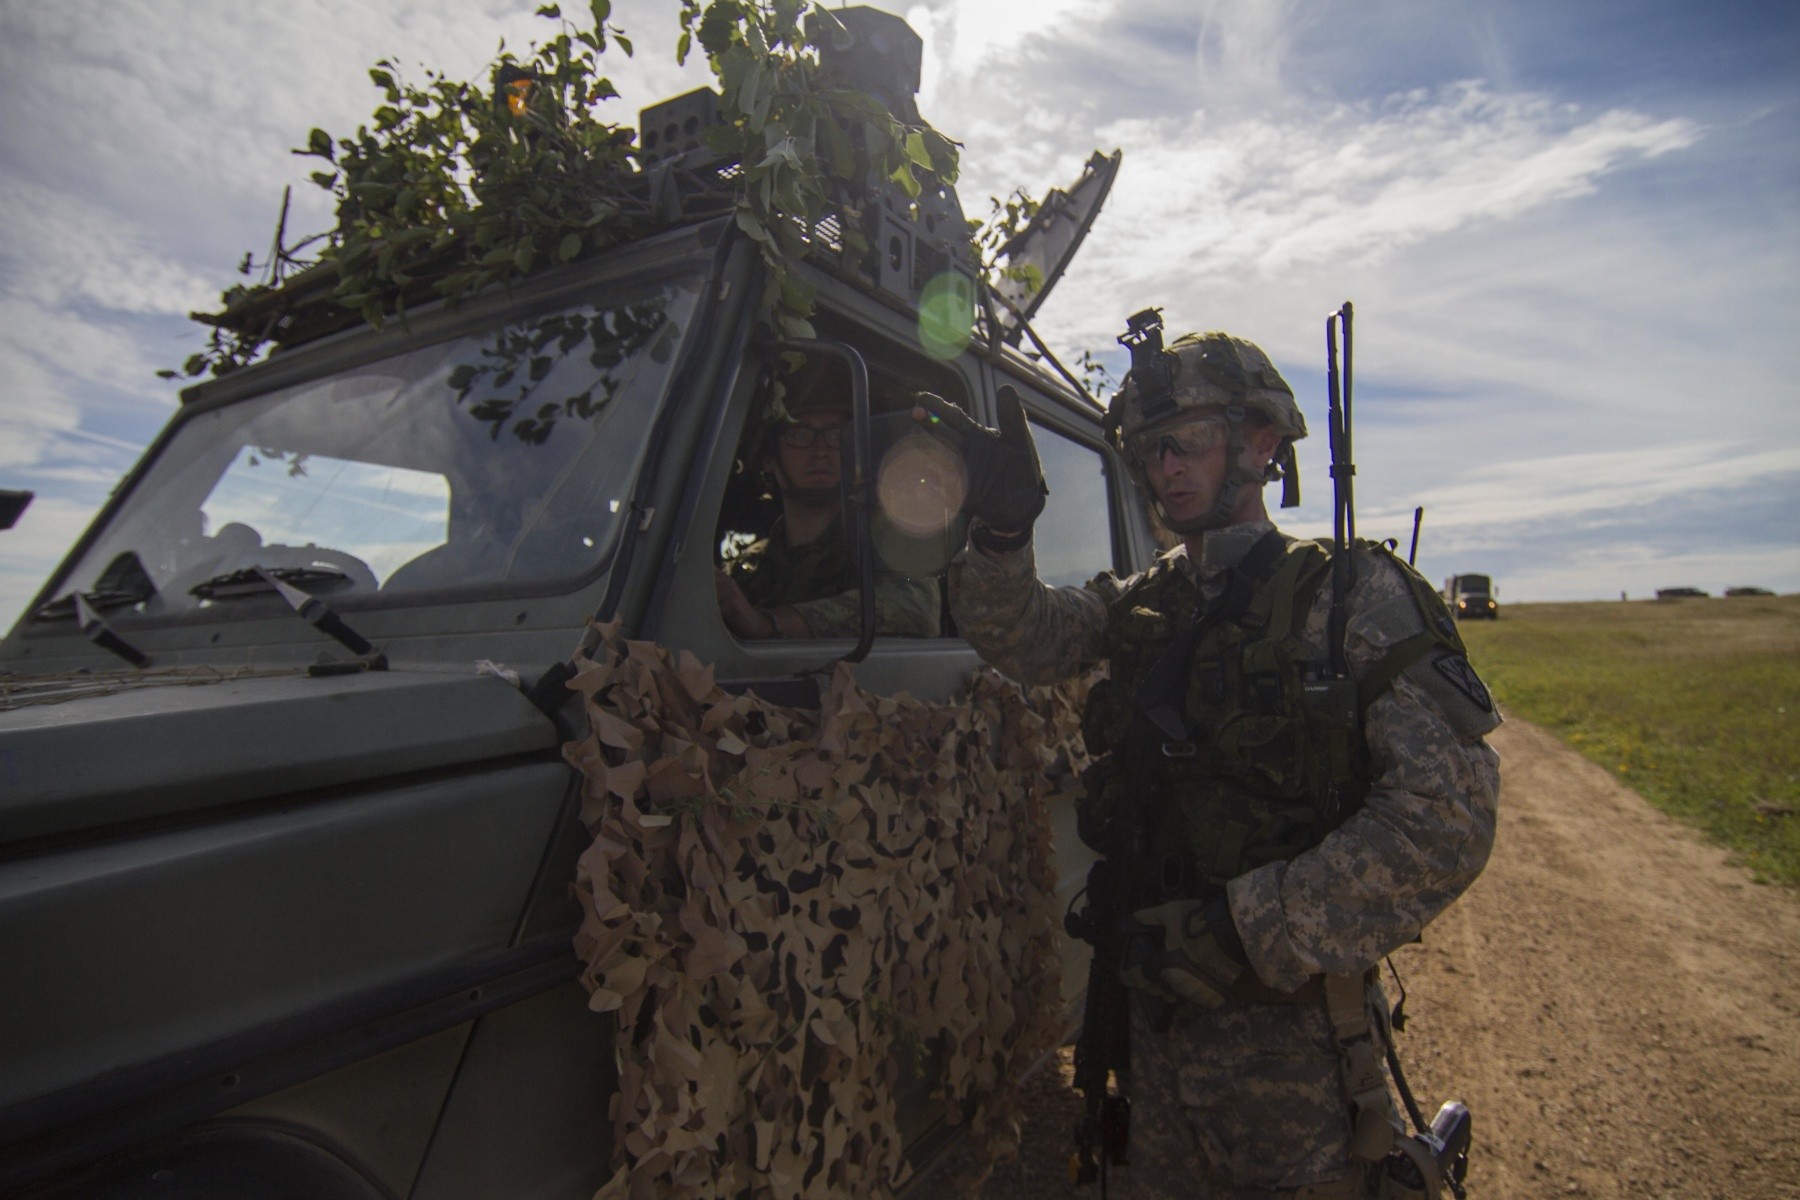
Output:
(1192, 0), (1324, 112)
(0, 1), (707, 269)
(0, 181), (215, 317)
(907, 0), (1091, 84)
(1366, 443), (1800, 535)
(0, 392), (82, 473)
(1045, 83), (1700, 342)
(1414, 468), (1800, 601)
(0, 297), (173, 416)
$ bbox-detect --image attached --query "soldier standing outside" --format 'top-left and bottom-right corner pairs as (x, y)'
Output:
(920, 325), (1500, 1198)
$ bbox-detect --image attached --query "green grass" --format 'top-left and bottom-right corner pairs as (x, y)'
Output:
(1458, 594), (1800, 887)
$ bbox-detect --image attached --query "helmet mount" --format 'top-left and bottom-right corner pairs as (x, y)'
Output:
(1106, 313), (1307, 535)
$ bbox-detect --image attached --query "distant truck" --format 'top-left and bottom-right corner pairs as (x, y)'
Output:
(1444, 573), (1499, 620)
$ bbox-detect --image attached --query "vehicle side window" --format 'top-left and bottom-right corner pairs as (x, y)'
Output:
(1031, 421), (1116, 588)
(711, 348), (968, 642)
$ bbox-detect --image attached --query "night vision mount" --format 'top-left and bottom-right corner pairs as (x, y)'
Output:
(1116, 307), (1179, 427)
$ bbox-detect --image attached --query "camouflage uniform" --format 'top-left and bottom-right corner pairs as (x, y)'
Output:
(948, 520), (1500, 1197)
(728, 516), (941, 639)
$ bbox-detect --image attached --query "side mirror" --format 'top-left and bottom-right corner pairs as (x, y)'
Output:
(0, 489), (33, 531)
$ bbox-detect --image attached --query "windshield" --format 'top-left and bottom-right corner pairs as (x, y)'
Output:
(1455, 575), (1491, 594)
(49, 274), (700, 619)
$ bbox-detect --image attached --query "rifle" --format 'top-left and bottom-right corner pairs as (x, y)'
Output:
(1065, 311), (1184, 1191)
(1065, 534), (1285, 1192)
(1065, 624), (1196, 1192)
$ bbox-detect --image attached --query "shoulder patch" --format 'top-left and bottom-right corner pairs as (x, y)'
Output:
(1401, 647), (1501, 738)
(1433, 652), (1493, 714)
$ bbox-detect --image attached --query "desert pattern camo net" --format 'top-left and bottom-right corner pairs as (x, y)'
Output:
(564, 622), (1095, 1198)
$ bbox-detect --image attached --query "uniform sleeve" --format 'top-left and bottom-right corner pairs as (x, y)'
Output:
(944, 539), (1110, 686)
(1227, 554), (1501, 992)
(787, 572), (942, 639)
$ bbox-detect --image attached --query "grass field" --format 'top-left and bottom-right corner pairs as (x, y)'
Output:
(1458, 594), (1800, 887)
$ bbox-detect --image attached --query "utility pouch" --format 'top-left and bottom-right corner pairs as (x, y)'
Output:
(1376, 1099), (1472, 1200)
(1323, 974), (1397, 1165)
(1375, 1135), (1444, 1200)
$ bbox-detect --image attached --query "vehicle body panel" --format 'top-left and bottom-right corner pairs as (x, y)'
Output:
(1, 129), (1140, 1196)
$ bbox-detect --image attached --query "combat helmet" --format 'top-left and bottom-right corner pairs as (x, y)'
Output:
(1107, 310), (1305, 534)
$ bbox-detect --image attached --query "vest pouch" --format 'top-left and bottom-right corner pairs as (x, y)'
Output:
(1165, 791), (1320, 883)
(1239, 640), (1286, 714)
(1080, 677), (1117, 756)
(1303, 677), (1360, 731)
(1240, 803), (1328, 868)
(1162, 792), (1250, 885)
(1216, 713), (1307, 795)
(1186, 656), (1228, 707)
(1302, 677), (1362, 792)
(1077, 755), (1123, 852)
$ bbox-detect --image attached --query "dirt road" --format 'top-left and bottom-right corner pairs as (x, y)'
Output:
(966, 717), (1800, 1199)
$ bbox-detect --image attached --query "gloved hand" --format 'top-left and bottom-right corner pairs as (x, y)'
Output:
(911, 385), (1046, 537)
(1120, 898), (1249, 1009)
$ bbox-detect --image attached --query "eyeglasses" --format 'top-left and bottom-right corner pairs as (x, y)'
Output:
(1126, 415), (1226, 466)
(778, 425), (844, 450)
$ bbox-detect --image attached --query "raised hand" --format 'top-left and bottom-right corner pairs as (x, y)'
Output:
(912, 385), (1046, 536)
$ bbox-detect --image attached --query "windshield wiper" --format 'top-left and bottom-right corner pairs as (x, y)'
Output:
(32, 588), (151, 622)
(189, 565), (350, 601)
(31, 551), (158, 622)
(76, 593), (150, 668)
(192, 566), (380, 664)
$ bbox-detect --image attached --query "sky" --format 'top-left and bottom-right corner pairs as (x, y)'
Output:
(0, 0), (1795, 626)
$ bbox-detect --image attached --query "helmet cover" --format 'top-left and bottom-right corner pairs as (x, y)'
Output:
(1109, 331), (1306, 445)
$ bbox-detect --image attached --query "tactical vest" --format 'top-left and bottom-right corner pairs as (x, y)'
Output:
(729, 519), (856, 611)
(1078, 536), (1462, 893)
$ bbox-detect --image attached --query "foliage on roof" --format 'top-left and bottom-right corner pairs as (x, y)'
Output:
(171, 1), (964, 380)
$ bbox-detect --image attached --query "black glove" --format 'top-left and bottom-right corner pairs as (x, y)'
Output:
(1120, 898), (1249, 1009)
(912, 386), (1046, 538)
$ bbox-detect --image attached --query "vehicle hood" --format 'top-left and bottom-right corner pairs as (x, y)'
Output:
(0, 666), (560, 845)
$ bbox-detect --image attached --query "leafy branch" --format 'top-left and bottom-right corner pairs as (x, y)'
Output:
(677, 0), (960, 339)
(295, 1), (643, 326)
(969, 187), (1044, 298)
(169, 0), (968, 379)
(173, 1), (643, 379)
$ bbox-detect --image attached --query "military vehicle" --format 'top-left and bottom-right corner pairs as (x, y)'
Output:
(0, 10), (1143, 1197)
(1443, 572), (1498, 620)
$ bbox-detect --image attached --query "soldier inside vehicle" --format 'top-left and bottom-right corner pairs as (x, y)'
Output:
(712, 349), (968, 641)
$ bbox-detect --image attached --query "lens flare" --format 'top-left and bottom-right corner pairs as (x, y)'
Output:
(917, 271), (975, 361)
(877, 432), (966, 536)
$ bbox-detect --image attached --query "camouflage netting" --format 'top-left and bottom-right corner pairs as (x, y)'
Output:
(563, 622), (1095, 1198)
